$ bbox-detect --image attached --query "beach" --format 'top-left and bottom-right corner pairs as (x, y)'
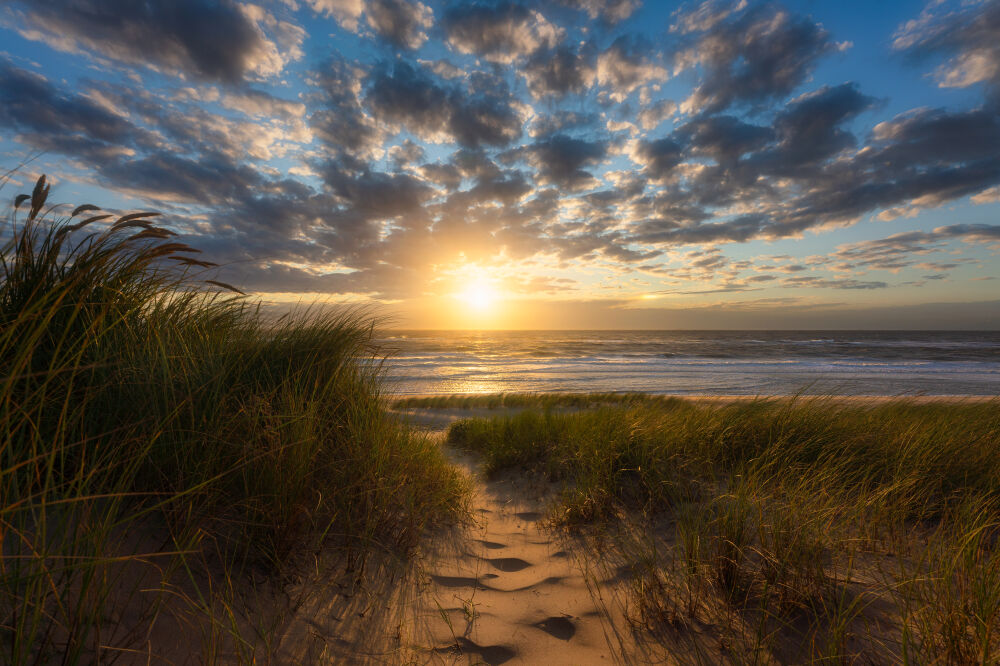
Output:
(6, 0), (1000, 659)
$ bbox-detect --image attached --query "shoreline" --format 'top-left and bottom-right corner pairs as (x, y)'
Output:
(392, 392), (999, 402)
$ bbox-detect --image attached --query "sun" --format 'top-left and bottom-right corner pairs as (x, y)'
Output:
(457, 281), (497, 311)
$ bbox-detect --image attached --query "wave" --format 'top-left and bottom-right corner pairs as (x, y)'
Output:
(379, 331), (1000, 396)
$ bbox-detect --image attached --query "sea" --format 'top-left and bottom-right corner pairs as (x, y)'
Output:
(378, 330), (1000, 397)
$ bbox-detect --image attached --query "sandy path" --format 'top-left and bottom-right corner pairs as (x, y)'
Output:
(410, 445), (637, 665)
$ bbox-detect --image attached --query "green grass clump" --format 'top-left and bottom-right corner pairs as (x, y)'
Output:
(447, 396), (1000, 662)
(449, 398), (1000, 519)
(0, 175), (466, 663)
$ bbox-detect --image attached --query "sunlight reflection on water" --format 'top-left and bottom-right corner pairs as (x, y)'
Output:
(441, 377), (509, 394)
(380, 331), (1000, 396)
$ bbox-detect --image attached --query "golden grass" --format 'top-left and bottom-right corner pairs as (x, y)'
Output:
(0, 175), (468, 663)
(448, 396), (1000, 663)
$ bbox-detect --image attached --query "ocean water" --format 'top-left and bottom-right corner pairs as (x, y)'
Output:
(378, 330), (1000, 397)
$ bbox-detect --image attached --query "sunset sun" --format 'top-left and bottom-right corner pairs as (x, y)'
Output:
(457, 281), (498, 312)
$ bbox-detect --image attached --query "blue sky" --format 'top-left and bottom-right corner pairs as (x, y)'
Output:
(1, 0), (998, 328)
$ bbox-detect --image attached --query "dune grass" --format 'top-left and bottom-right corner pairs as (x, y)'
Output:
(0, 176), (467, 663)
(393, 391), (682, 410)
(447, 396), (1000, 663)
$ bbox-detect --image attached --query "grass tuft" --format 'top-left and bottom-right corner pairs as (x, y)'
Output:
(0, 175), (466, 663)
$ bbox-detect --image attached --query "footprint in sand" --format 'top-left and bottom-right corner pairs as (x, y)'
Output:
(486, 575), (564, 592)
(431, 573), (498, 588)
(476, 539), (507, 549)
(486, 556), (532, 572)
(533, 615), (577, 641)
(452, 637), (517, 665)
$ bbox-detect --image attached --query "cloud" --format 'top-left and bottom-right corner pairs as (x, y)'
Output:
(0, 61), (156, 162)
(755, 83), (876, 171)
(529, 110), (600, 137)
(365, 0), (434, 50)
(152, 102), (309, 161)
(871, 106), (1000, 167)
(637, 99), (677, 130)
(97, 152), (266, 205)
(303, 0), (364, 31)
(670, 0), (747, 34)
(508, 134), (608, 189)
(388, 139), (426, 168)
(675, 3), (836, 113)
(557, 0), (640, 23)
(635, 214), (766, 245)
(523, 43), (597, 98)
(442, 1), (561, 64)
(893, 0), (1000, 94)
(221, 89), (306, 120)
(624, 84), (1000, 247)
(416, 58), (465, 79)
(764, 106), (1000, 233)
(675, 114), (773, 164)
(781, 276), (888, 290)
(308, 58), (384, 157)
(596, 35), (668, 101)
(9, 0), (303, 83)
(365, 60), (523, 148)
(631, 137), (684, 180)
(468, 170), (534, 204)
(972, 185), (1000, 204)
(417, 162), (463, 189)
(828, 225), (1000, 274)
(319, 161), (434, 221)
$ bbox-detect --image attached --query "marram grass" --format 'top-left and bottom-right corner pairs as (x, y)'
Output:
(393, 391), (682, 410)
(0, 176), (467, 663)
(448, 396), (1000, 663)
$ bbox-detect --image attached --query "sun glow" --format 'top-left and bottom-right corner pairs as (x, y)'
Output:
(457, 281), (498, 311)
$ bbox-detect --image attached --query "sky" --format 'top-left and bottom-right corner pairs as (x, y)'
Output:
(0, 0), (998, 329)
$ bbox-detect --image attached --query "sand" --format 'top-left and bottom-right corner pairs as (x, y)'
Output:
(408, 444), (639, 665)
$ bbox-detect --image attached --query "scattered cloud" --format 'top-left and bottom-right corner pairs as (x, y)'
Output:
(597, 35), (668, 101)
(302, 0), (364, 31)
(557, 0), (640, 24)
(365, 60), (524, 148)
(9, 0), (304, 83)
(674, 3), (836, 113)
(523, 43), (597, 98)
(1, 0), (999, 309)
(442, 1), (561, 64)
(894, 0), (1000, 94)
(365, 0), (434, 50)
